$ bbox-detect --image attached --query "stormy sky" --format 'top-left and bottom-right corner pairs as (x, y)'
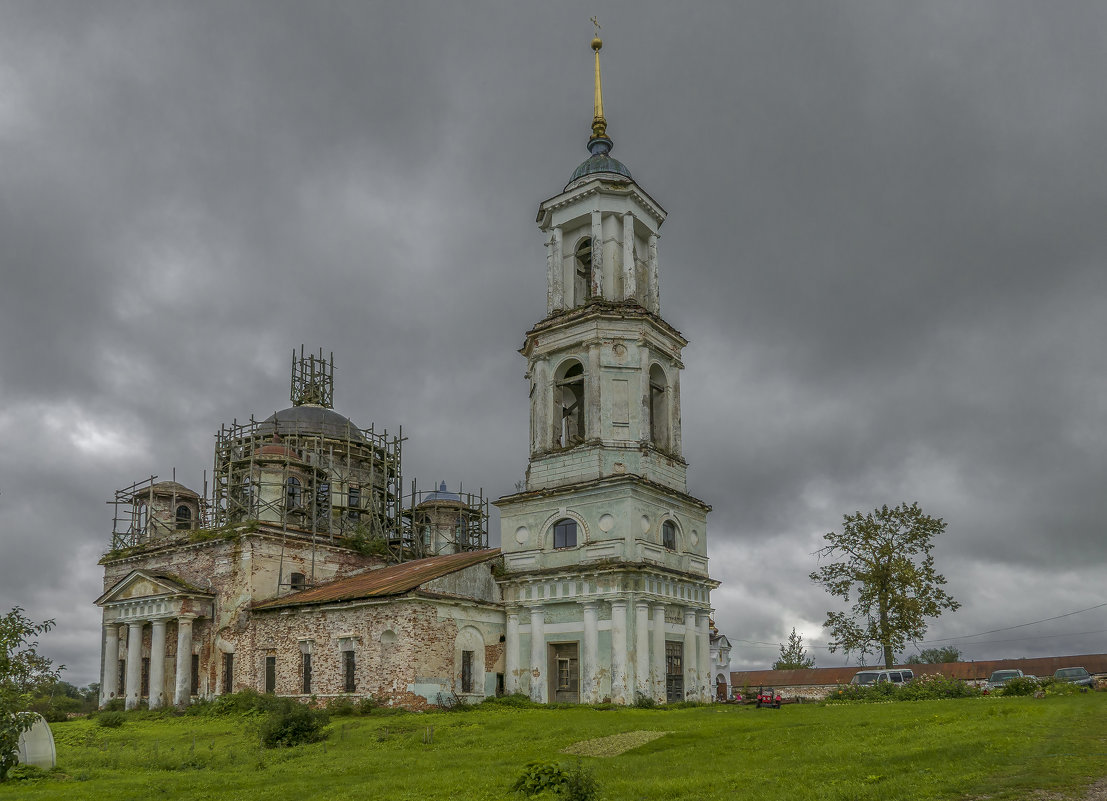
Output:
(2, 2), (1105, 686)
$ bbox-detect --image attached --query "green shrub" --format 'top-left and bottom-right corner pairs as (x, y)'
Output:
(898, 673), (981, 700)
(482, 693), (538, 709)
(633, 692), (657, 708)
(257, 699), (329, 748)
(999, 676), (1040, 697)
(511, 759), (598, 800)
(4, 764), (46, 782)
(325, 696), (356, 716)
(512, 760), (567, 796)
(96, 711), (126, 728)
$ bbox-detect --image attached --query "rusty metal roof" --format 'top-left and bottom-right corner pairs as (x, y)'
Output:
(731, 653), (1107, 688)
(254, 548), (501, 610)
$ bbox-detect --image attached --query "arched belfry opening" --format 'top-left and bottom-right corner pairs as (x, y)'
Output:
(554, 360), (585, 447)
(648, 363), (670, 451)
(573, 238), (592, 307)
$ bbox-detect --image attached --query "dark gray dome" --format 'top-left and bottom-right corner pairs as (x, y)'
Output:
(261, 405), (366, 442)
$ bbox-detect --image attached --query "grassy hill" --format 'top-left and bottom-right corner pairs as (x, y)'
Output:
(4, 694), (1106, 800)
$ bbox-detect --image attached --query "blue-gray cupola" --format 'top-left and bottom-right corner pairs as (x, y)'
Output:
(566, 36), (633, 189)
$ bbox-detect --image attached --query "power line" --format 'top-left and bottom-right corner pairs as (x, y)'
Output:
(913, 601), (1107, 644)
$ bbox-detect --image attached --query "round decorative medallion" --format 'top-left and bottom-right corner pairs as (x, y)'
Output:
(514, 526), (529, 545)
(598, 513), (615, 532)
(690, 529), (699, 546)
(613, 343), (627, 359)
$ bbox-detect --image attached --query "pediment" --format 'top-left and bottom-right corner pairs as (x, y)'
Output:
(96, 570), (208, 606)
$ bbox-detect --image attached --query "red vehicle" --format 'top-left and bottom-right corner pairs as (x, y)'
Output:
(756, 688), (782, 709)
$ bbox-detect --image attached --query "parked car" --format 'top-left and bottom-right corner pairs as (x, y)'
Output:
(756, 688), (782, 708)
(985, 669), (1025, 692)
(1053, 667), (1095, 689)
(849, 669), (914, 686)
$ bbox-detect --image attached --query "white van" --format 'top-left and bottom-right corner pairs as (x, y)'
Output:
(849, 669), (914, 686)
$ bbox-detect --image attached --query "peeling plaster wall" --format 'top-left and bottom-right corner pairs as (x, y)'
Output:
(251, 597), (505, 709)
(101, 531), (381, 698)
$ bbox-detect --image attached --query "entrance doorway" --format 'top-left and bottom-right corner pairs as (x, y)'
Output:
(665, 641), (684, 702)
(549, 642), (579, 703)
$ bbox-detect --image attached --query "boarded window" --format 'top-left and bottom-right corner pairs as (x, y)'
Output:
(665, 641), (684, 703)
(222, 653), (234, 694)
(264, 656), (276, 694)
(302, 653), (312, 695)
(461, 650), (474, 693)
(343, 650), (356, 693)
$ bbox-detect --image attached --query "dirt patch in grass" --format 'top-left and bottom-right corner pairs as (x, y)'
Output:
(561, 730), (671, 757)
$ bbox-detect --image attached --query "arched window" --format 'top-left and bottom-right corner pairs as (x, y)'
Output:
(135, 504), (148, 539)
(648, 364), (670, 451)
(286, 476), (302, 510)
(662, 520), (677, 550)
(554, 360), (585, 447)
(175, 505), (192, 530)
(553, 518), (577, 549)
(574, 238), (592, 306)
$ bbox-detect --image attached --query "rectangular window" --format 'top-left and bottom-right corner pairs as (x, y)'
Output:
(347, 485), (360, 519)
(141, 657), (150, 697)
(190, 654), (199, 696)
(264, 656), (276, 694)
(557, 657), (572, 690)
(665, 641), (684, 703)
(118, 659), (126, 696)
(222, 653), (234, 694)
(343, 650), (356, 693)
(302, 652), (312, 695)
(461, 650), (474, 694)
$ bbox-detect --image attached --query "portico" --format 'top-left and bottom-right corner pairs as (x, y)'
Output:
(95, 571), (213, 709)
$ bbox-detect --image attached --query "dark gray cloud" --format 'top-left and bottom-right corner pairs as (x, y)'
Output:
(2, 2), (1105, 683)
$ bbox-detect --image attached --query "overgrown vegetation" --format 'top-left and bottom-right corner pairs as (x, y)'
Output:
(0, 608), (62, 782)
(829, 673), (982, 702)
(512, 759), (598, 800)
(3, 695), (1107, 799)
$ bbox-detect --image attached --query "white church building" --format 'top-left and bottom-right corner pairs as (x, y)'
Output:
(95, 34), (725, 710)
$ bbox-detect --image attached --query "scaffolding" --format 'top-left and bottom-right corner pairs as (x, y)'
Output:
(109, 473), (212, 550)
(211, 415), (404, 544)
(402, 479), (489, 559)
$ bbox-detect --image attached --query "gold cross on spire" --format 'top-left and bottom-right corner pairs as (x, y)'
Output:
(590, 17), (607, 141)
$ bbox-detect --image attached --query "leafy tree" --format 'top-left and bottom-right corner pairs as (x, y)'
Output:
(0, 607), (62, 781)
(810, 503), (960, 669)
(773, 628), (816, 670)
(913, 646), (962, 664)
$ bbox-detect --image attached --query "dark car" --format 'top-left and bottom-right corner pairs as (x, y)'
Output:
(1053, 667), (1095, 689)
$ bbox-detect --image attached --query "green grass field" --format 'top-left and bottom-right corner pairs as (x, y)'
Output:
(4, 694), (1106, 800)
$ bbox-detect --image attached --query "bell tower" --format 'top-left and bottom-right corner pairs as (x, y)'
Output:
(496, 29), (718, 706)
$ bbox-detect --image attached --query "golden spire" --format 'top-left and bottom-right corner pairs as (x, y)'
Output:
(590, 17), (608, 142)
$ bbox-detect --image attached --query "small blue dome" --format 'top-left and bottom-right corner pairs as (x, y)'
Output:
(422, 481), (461, 504)
(568, 153), (633, 185)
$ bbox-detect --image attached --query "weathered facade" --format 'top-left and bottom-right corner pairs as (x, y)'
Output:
(94, 34), (726, 710)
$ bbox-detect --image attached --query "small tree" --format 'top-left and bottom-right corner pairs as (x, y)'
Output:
(913, 646), (962, 664)
(773, 628), (816, 670)
(0, 607), (62, 781)
(810, 503), (960, 669)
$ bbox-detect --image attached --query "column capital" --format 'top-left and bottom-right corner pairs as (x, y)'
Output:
(177, 613), (199, 622)
(578, 600), (600, 611)
(635, 599), (652, 611)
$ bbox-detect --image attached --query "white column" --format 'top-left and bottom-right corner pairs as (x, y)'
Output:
(534, 358), (551, 454)
(100, 623), (120, 708)
(581, 601), (599, 703)
(610, 599), (629, 704)
(174, 615), (195, 706)
(683, 608), (698, 703)
(651, 604), (666, 702)
(529, 606), (546, 703)
(634, 601), (650, 700)
(647, 234), (660, 313)
(622, 213), (635, 301)
(124, 622), (144, 710)
(697, 611), (712, 702)
(505, 611), (520, 695)
(551, 227), (564, 311)
(587, 343), (602, 440)
(148, 619), (167, 709)
(590, 210), (604, 299)
(670, 372), (682, 458)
